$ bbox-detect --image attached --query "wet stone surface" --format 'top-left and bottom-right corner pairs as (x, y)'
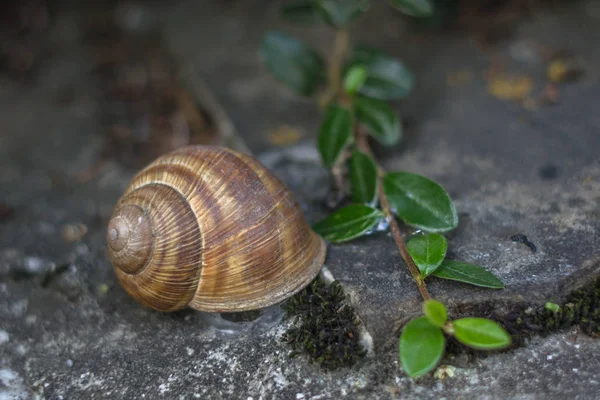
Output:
(1, 0), (600, 399)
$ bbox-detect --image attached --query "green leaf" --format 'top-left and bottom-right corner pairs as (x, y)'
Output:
(407, 233), (447, 276)
(343, 65), (368, 96)
(347, 46), (415, 100)
(318, 104), (353, 168)
(261, 32), (326, 96)
(545, 302), (560, 312)
(350, 150), (378, 205)
(318, 0), (370, 28)
(432, 260), (504, 289)
(399, 317), (445, 378)
(354, 96), (401, 146)
(423, 300), (447, 328)
(452, 318), (511, 350)
(382, 172), (458, 232)
(387, 0), (434, 17)
(281, 1), (324, 24)
(313, 204), (384, 243)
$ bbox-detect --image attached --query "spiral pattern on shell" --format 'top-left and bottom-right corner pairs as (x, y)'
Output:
(106, 146), (326, 312)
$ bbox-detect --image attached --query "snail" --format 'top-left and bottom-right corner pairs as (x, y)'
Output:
(106, 145), (326, 313)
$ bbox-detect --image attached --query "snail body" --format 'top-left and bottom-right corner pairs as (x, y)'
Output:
(107, 146), (326, 312)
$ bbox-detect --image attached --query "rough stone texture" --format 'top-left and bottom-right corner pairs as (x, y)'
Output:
(1, 1), (600, 399)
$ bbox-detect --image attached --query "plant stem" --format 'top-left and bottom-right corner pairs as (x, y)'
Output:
(324, 28), (432, 301)
(324, 29), (351, 199)
(329, 29), (349, 98)
(354, 130), (432, 301)
(319, 29), (350, 111)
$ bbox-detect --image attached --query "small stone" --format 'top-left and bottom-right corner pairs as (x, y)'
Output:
(15, 344), (26, 356)
(23, 257), (48, 275)
(61, 223), (88, 243)
(66, 359), (73, 367)
(0, 330), (9, 345)
(10, 299), (28, 318)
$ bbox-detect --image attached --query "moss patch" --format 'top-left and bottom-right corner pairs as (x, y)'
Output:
(506, 277), (600, 341)
(446, 276), (600, 356)
(281, 276), (366, 370)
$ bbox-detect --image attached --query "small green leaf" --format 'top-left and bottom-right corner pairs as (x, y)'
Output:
(399, 317), (445, 378)
(350, 150), (378, 204)
(343, 65), (368, 96)
(407, 233), (447, 276)
(423, 300), (447, 328)
(281, 1), (323, 24)
(387, 0), (434, 17)
(317, 104), (353, 168)
(261, 32), (326, 96)
(452, 318), (511, 350)
(382, 172), (458, 232)
(313, 204), (384, 243)
(545, 302), (560, 312)
(354, 96), (401, 146)
(432, 260), (504, 289)
(347, 46), (415, 100)
(318, 0), (370, 28)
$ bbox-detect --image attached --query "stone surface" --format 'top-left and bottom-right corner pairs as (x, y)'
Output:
(1, 1), (600, 399)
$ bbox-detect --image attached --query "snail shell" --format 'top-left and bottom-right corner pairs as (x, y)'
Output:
(106, 146), (326, 312)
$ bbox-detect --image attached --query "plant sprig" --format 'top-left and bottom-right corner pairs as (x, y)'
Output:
(261, 0), (511, 378)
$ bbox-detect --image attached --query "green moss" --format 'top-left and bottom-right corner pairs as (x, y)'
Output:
(281, 276), (366, 370)
(509, 276), (600, 340)
(446, 277), (600, 356)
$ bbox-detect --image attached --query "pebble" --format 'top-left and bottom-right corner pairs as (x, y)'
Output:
(0, 330), (9, 345)
(15, 344), (26, 356)
(23, 257), (51, 274)
(10, 299), (28, 318)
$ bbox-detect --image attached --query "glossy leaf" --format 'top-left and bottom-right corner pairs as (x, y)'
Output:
(452, 318), (511, 350)
(343, 65), (368, 96)
(312, 204), (384, 243)
(281, 1), (323, 24)
(387, 0), (434, 17)
(319, 0), (370, 28)
(317, 104), (353, 168)
(347, 46), (415, 100)
(350, 150), (378, 204)
(399, 317), (445, 378)
(354, 96), (401, 146)
(432, 260), (504, 289)
(407, 233), (447, 276)
(261, 32), (326, 96)
(423, 300), (447, 328)
(382, 172), (458, 232)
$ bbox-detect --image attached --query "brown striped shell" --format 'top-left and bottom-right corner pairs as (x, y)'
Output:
(106, 145), (326, 312)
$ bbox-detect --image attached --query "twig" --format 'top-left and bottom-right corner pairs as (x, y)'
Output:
(325, 28), (432, 301)
(319, 29), (350, 111)
(355, 129), (431, 301)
